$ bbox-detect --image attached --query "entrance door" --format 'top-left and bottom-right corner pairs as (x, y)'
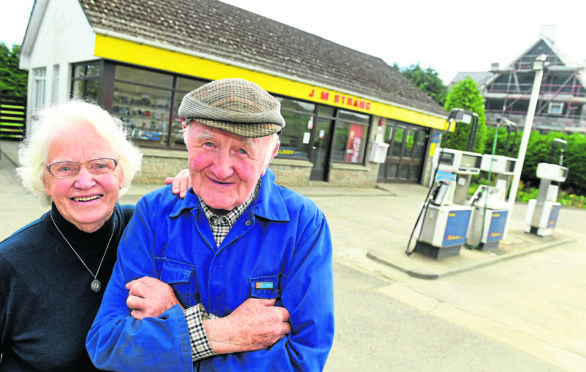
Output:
(309, 119), (333, 181)
(378, 124), (428, 183)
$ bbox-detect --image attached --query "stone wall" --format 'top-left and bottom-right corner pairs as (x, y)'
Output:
(134, 148), (188, 184)
(134, 148), (315, 186)
(270, 158), (312, 187)
(328, 162), (379, 187)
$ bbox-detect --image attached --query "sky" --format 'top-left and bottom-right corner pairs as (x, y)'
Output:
(1, 0), (584, 84)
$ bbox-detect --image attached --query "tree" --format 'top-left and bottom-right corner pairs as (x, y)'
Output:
(395, 63), (447, 106)
(565, 133), (586, 195)
(521, 131), (586, 195)
(0, 43), (28, 97)
(443, 77), (486, 154)
(484, 125), (520, 159)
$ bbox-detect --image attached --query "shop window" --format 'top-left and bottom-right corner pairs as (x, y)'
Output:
(337, 110), (367, 122)
(383, 126), (394, 143)
(277, 97), (316, 160)
(279, 111), (313, 159)
(391, 128), (404, 157)
(113, 82), (172, 146)
(413, 131), (427, 158)
(318, 106), (335, 117)
(73, 62), (100, 78)
(176, 77), (205, 92)
(171, 77), (206, 148)
(388, 163), (398, 178)
(110, 65), (207, 149)
(410, 163), (421, 180)
(115, 66), (173, 88)
(72, 62), (100, 102)
(399, 163), (409, 179)
(329, 110), (370, 164)
(404, 130), (415, 158)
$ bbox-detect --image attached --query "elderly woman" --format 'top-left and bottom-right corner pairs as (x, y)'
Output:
(0, 100), (186, 371)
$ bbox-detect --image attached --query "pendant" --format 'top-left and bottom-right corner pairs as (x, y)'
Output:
(91, 279), (101, 292)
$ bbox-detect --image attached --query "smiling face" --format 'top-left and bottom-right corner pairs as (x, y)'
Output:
(184, 121), (278, 213)
(43, 121), (124, 233)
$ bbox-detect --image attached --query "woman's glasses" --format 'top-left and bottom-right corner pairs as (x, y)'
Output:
(45, 158), (118, 178)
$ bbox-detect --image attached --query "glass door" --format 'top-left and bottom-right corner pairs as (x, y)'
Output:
(378, 123), (429, 183)
(309, 119), (333, 181)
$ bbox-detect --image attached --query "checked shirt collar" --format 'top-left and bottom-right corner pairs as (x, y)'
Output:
(200, 179), (262, 247)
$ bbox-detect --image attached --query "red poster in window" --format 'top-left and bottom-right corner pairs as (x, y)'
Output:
(345, 124), (364, 163)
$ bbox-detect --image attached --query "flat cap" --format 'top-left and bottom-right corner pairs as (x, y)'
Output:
(178, 78), (286, 138)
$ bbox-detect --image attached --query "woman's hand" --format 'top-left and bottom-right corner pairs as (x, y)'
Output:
(166, 169), (191, 198)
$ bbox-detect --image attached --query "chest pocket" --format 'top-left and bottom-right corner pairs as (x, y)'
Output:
(157, 257), (197, 307)
(249, 274), (284, 299)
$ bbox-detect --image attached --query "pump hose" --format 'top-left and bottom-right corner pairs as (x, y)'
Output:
(469, 124), (500, 250)
(405, 122), (453, 256)
(405, 190), (434, 256)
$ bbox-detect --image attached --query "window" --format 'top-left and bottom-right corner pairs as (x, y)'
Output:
(32, 67), (46, 111)
(52, 64), (60, 104)
(391, 128), (404, 157)
(413, 131), (427, 158)
(404, 130), (415, 158)
(548, 102), (564, 115)
(115, 65), (173, 88)
(277, 97), (316, 159)
(331, 110), (369, 164)
(113, 67), (173, 146)
(113, 82), (172, 146)
(72, 62), (101, 102)
(171, 77), (206, 148)
(110, 64), (206, 149)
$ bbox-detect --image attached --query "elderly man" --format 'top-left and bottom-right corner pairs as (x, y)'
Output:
(87, 78), (335, 371)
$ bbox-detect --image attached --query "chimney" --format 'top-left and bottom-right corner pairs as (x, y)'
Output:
(491, 63), (500, 72)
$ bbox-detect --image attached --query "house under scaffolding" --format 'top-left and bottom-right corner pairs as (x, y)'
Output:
(452, 33), (586, 133)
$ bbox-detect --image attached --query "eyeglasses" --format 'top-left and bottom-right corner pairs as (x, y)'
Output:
(45, 158), (119, 178)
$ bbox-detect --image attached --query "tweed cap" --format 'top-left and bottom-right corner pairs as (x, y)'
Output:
(178, 78), (286, 138)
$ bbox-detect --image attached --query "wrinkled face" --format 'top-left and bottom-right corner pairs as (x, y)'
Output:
(43, 121), (124, 233)
(184, 121), (278, 213)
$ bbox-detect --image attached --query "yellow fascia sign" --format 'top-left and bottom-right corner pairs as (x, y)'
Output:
(94, 34), (447, 130)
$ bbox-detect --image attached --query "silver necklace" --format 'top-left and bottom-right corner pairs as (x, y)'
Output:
(50, 211), (115, 293)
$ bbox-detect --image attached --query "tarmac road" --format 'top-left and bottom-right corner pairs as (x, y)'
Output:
(305, 182), (586, 372)
(1, 147), (584, 371)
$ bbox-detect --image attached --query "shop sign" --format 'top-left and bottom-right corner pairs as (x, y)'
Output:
(277, 147), (308, 159)
(308, 88), (372, 111)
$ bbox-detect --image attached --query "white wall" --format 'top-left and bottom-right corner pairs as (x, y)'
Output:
(23, 0), (97, 118)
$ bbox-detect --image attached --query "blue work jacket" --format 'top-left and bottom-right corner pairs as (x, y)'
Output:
(86, 170), (334, 371)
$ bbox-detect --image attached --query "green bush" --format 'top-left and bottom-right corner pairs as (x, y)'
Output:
(483, 128), (586, 197)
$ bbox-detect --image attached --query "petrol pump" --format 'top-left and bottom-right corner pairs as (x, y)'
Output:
(525, 139), (568, 237)
(467, 118), (518, 250)
(407, 108), (481, 259)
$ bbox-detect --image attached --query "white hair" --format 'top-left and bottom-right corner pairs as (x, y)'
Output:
(17, 100), (143, 205)
(264, 133), (279, 165)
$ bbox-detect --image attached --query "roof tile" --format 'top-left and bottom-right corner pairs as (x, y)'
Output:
(78, 0), (445, 116)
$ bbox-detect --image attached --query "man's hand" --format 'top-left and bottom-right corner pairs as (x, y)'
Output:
(126, 277), (184, 320)
(165, 169), (191, 198)
(204, 298), (291, 354)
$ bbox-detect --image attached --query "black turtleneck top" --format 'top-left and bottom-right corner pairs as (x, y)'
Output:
(0, 203), (135, 371)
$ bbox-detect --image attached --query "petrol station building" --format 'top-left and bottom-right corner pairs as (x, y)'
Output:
(20, 0), (448, 186)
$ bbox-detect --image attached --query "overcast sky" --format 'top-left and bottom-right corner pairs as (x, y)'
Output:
(1, 0), (584, 83)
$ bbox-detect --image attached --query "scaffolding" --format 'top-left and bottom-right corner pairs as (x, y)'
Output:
(483, 39), (586, 132)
